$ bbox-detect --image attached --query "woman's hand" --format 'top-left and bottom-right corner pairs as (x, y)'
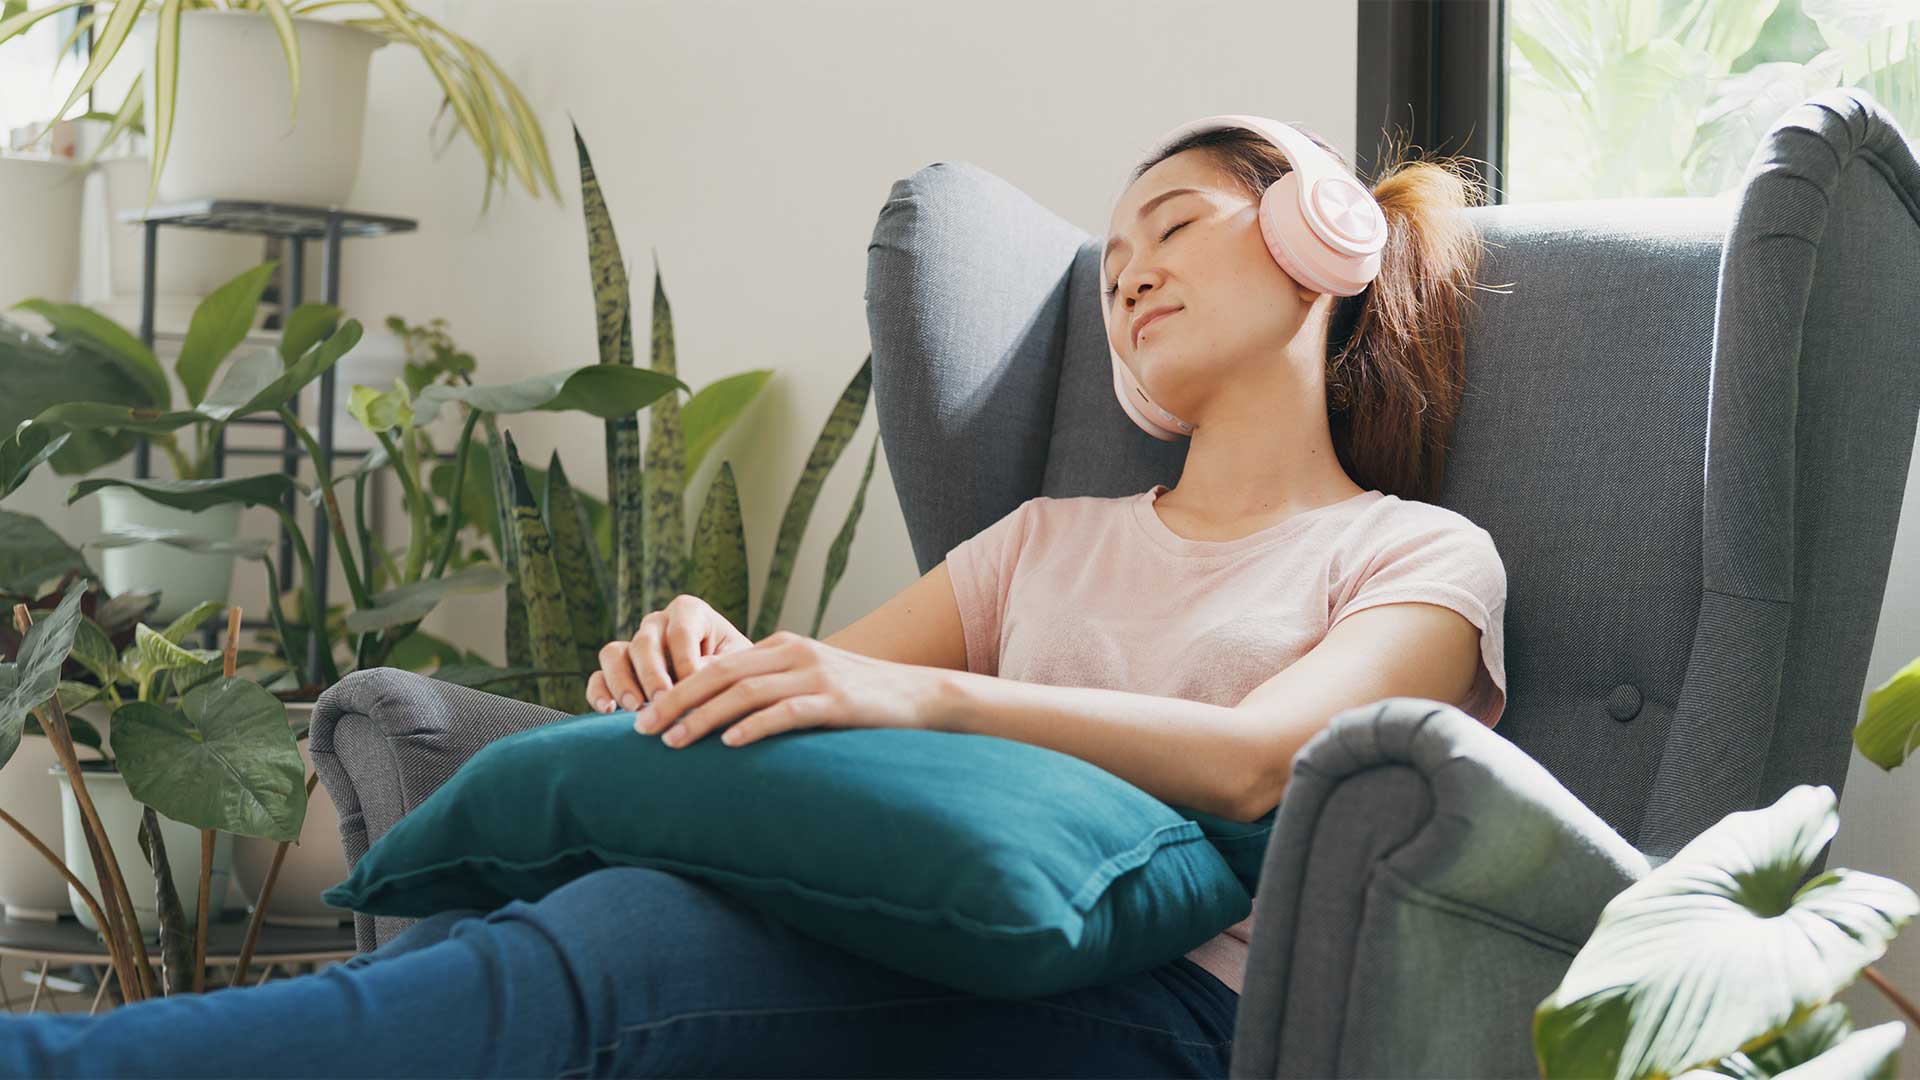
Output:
(587, 594), (754, 713)
(632, 630), (946, 749)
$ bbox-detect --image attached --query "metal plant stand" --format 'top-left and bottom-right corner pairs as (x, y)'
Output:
(119, 201), (419, 685)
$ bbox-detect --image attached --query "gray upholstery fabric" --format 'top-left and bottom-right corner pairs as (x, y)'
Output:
(311, 87), (1919, 1078)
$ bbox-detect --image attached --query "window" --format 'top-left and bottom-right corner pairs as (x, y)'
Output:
(1506, 0), (1920, 201)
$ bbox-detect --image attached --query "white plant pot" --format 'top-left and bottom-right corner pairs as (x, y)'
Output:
(132, 11), (385, 206)
(55, 762), (238, 937)
(0, 157), (86, 309)
(231, 703), (353, 927)
(96, 487), (243, 624)
(0, 704), (114, 921)
(99, 155), (266, 299)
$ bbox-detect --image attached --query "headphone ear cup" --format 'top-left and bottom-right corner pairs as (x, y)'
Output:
(1257, 172), (1326, 294)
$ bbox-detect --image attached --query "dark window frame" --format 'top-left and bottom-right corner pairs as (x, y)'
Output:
(1355, 0), (1509, 205)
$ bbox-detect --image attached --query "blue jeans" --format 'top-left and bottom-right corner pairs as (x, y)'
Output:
(0, 865), (1239, 1077)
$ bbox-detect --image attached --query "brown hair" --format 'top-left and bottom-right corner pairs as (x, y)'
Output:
(1126, 124), (1494, 502)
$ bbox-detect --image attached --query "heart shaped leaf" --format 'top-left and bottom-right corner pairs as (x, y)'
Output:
(109, 677), (305, 841)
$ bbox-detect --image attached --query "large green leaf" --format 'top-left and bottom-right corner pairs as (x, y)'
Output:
(0, 509), (90, 595)
(681, 369), (774, 479)
(810, 434), (881, 639)
(411, 364), (685, 426)
(0, 581), (88, 769)
(541, 452), (609, 674)
(686, 461), (748, 636)
(342, 563), (509, 634)
(11, 299), (169, 406)
(109, 677), (306, 841)
(1534, 785), (1920, 1080)
(68, 474), (299, 512)
(196, 318), (363, 423)
(1853, 655), (1920, 770)
(0, 420), (71, 499)
(504, 434), (581, 710)
(278, 304), (341, 370)
(750, 355), (873, 642)
(0, 315), (160, 474)
(177, 261), (277, 406)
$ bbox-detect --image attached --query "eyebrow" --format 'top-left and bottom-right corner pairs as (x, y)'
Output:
(1104, 187), (1203, 272)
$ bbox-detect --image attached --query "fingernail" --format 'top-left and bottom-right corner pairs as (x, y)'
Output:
(635, 704), (656, 733)
(663, 726), (686, 748)
(595, 698), (612, 713)
(621, 693), (640, 711)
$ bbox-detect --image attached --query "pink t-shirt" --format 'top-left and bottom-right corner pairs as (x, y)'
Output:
(943, 482), (1508, 996)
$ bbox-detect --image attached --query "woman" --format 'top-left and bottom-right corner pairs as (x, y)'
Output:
(0, 118), (1504, 1079)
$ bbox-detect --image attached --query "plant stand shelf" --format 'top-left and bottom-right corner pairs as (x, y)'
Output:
(0, 908), (356, 1014)
(117, 200), (419, 686)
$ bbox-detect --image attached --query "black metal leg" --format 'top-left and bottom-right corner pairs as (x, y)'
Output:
(307, 214), (345, 685)
(135, 221), (158, 480)
(280, 240), (304, 607)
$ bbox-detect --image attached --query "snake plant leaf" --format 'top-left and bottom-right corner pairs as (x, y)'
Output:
(176, 261), (277, 406)
(574, 122), (630, 369)
(642, 256), (688, 615)
(681, 369), (774, 479)
(0, 580), (87, 770)
(810, 434), (881, 639)
(135, 804), (196, 995)
(503, 434), (581, 710)
(109, 677), (305, 842)
(481, 415), (528, 670)
(1853, 654), (1920, 770)
(610, 310), (646, 639)
(11, 298), (170, 407)
(411, 364), (684, 426)
(0, 508), (90, 596)
(69, 474), (299, 512)
(341, 563), (509, 634)
(541, 452), (610, 672)
(0, 420), (71, 498)
(750, 355), (873, 643)
(687, 461), (748, 635)
(1533, 785), (1920, 1080)
(278, 304), (341, 370)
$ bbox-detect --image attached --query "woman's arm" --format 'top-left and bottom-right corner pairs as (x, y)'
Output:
(818, 561), (970, 673)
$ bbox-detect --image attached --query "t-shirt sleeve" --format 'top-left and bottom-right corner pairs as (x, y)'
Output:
(943, 499), (1037, 677)
(1329, 519), (1509, 727)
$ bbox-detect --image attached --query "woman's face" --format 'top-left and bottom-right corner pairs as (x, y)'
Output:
(1103, 149), (1324, 421)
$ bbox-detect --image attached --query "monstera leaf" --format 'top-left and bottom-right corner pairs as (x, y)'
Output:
(1535, 785), (1920, 1079)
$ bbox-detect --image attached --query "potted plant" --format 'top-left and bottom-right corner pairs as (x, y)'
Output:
(5, 260), (330, 621)
(1, 582), (313, 1000)
(1532, 655), (1920, 1076)
(0, 0), (560, 208)
(0, 146), (85, 311)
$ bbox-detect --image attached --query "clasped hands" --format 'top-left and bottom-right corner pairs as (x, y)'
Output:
(586, 598), (945, 750)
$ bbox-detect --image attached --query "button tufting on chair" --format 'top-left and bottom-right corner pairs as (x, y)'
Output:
(1607, 684), (1644, 722)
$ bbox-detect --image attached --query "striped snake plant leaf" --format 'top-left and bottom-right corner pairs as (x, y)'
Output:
(749, 354), (873, 643)
(1853, 654), (1920, 770)
(681, 368), (775, 479)
(541, 451), (611, 675)
(502, 433), (583, 710)
(1533, 784), (1919, 1080)
(480, 414), (528, 670)
(572, 122), (646, 637)
(810, 433), (881, 639)
(686, 460), (749, 636)
(642, 255), (687, 616)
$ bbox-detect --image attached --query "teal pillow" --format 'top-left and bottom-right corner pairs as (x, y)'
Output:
(322, 712), (1251, 1000)
(1167, 804), (1277, 894)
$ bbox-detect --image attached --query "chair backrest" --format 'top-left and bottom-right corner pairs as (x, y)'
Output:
(864, 87), (1920, 865)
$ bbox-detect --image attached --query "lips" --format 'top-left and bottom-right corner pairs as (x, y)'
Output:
(1132, 307), (1180, 346)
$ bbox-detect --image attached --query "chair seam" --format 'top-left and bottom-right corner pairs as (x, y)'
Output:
(1370, 859), (1586, 957)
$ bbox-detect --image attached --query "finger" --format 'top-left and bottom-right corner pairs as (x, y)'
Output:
(597, 640), (643, 711)
(628, 614), (674, 705)
(586, 671), (613, 713)
(657, 670), (815, 748)
(665, 619), (705, 684)
(717, 693), (831, 748)
(646, 634), (798, 733)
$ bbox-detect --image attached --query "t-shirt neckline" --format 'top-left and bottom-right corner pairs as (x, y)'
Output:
(1130, 483), (1380, 558)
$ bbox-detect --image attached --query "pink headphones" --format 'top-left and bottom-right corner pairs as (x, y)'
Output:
(1101, 115), (1389, 441)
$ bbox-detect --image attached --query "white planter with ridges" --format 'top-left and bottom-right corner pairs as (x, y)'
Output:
(95, 487), (243, 624)
(131, 11), (385, 206)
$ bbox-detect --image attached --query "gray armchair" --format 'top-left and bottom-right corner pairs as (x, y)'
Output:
(310, 87), (1920, 1078)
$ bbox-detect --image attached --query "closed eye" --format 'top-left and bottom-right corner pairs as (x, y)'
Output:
(1105, 221), (1188, 299)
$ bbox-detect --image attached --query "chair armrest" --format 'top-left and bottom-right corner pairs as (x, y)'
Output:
(309, 667), (571, 952)
(1230, 697), (1651, 1079)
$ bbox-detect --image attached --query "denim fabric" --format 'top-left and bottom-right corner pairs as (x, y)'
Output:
(0, 865), (1239, 1078)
